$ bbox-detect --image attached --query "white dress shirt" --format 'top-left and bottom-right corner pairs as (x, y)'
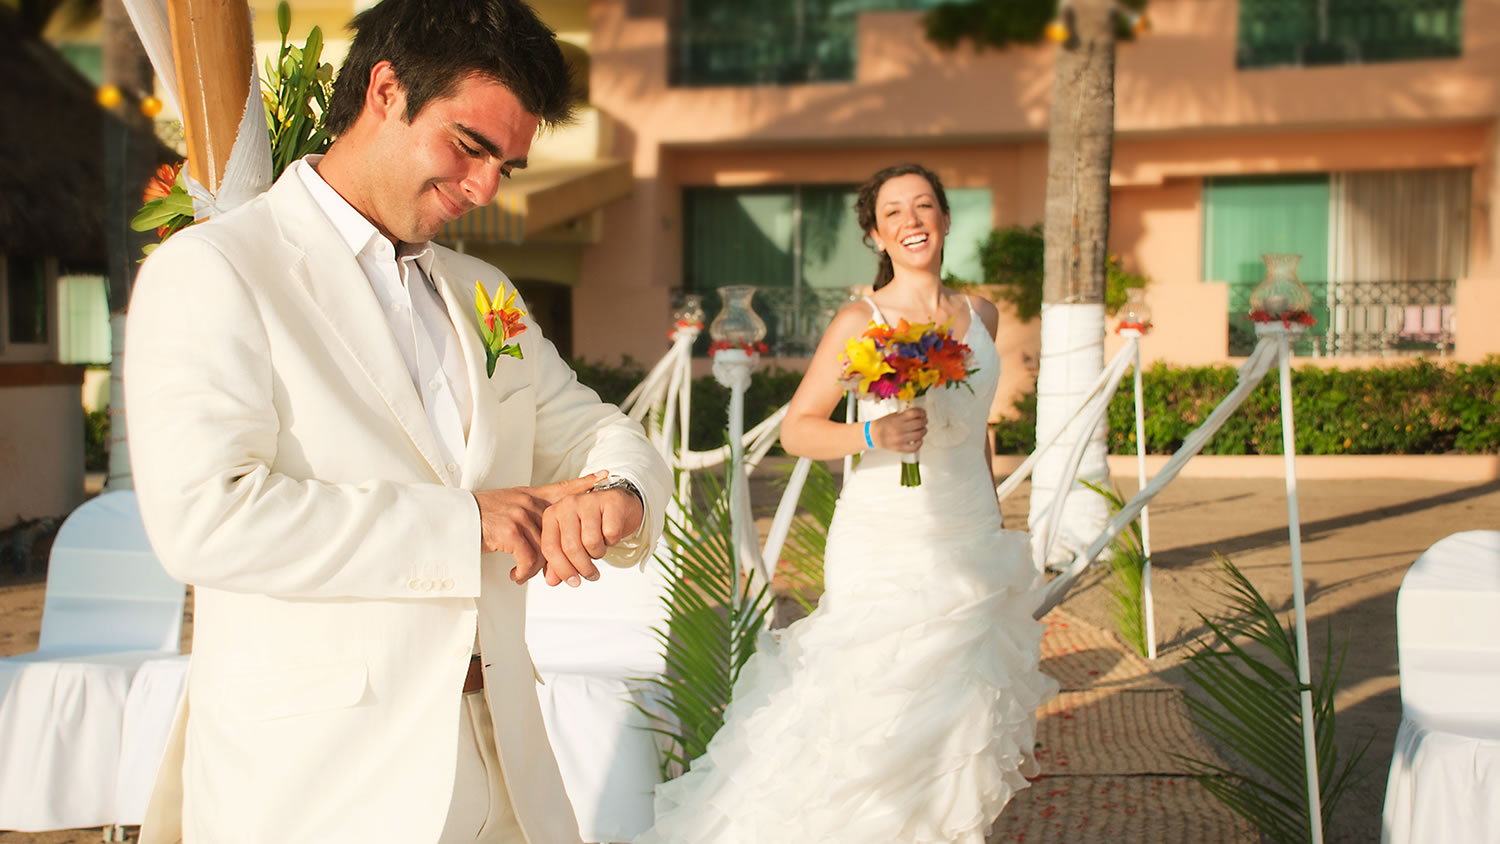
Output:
(295, 157), (473, 485)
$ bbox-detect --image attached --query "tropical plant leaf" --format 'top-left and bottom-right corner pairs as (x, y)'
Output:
(773, 459), (837, 612)
(635, 469), (773, 780)
(1081, 480), (1150, 657)
(1178, 553), (1374, 843)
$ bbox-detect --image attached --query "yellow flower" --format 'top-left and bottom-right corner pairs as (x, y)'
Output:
(844, 337), (893, 392)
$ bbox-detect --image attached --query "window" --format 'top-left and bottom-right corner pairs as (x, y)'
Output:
(670, 0), (949, 87)
(6, 255), (50, 346)
(1204, 168), (1470, 356)
(683, 183), (991, 355)
(1238, 0), (1463, 69)
(58, 275), (111, 364)
(1204, 175), (1330, 355)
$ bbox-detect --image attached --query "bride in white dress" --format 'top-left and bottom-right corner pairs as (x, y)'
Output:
(637, 163), (1057, 843)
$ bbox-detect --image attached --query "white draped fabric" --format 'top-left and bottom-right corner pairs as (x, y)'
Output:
(119, 0), (272, 220)
(115, 655), (190, 826)
(527, 550), (672, 844)
(1382, 530), (1500, 844)
(0, 492), (183, 832)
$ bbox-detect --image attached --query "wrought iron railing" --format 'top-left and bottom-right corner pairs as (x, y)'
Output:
(1324, 278), (1455, 356)
(680, 285), (857, 357)
(1237, 0), (1463, 69)
(1228, 277), (1455, 357)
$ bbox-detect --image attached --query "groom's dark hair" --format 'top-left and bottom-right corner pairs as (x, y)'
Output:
(325, 0), (575, 137)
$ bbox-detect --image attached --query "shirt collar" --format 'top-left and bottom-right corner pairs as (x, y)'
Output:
(294, 155), (438, 282)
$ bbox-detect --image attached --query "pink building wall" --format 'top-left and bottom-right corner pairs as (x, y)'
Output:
(578, 0), (1500, 416)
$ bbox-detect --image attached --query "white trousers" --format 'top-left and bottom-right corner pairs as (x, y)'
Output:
(438, 690), (525, 843)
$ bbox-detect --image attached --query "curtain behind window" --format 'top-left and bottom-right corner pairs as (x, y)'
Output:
(1332, 168), (1470, 283)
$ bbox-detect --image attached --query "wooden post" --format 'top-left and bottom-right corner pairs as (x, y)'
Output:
(166, 0), (254, 194)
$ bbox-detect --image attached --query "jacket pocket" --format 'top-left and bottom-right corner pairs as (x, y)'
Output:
(208, 661), (368, 722)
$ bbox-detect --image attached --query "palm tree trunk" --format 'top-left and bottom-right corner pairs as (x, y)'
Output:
(102, 0), (156, 491)
(1029, 0), (1117, 570)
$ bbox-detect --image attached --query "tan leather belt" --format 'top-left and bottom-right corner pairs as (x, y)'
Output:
(463, 655), (484, 693)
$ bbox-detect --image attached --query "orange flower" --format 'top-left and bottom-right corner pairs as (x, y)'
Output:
(144, 161), (184, 203)
(928, 344), (970, 383)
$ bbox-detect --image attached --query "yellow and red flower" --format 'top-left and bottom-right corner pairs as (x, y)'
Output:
(473, 280), (528, 376)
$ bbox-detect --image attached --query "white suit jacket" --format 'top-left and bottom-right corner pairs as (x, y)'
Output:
(124, 169), (671, 843)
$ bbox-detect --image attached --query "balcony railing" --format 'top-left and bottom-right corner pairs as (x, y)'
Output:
(1238, 0), (1463, 69)
(1324, 279), (1455, 357)
(680, 285), (855, 357)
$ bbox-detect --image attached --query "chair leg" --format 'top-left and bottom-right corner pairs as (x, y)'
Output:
(102, 825), (127, 841)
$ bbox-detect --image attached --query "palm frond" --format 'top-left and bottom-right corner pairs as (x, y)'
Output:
(773, 460), (838, 612)
(1080, 480), (1149, 657)
(635, 469), (773, 780)
(1178, 553), (1374, 843)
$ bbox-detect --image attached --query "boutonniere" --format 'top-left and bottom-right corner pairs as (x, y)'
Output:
(473, 280), (528, 376)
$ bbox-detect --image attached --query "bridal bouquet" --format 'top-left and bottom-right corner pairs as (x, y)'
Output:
(840, 319), (976, 486)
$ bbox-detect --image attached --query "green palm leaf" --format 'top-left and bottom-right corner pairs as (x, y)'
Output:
(773, 460), (838, 612)
(636, 470), (773, 780)
(1081, 480), (1150, 657)
(1177, 554), (1374, 843)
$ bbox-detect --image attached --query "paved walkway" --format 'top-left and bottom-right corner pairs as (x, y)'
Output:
(5, 471), (1499, 843)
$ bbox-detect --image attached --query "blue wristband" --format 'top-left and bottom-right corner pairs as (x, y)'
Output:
(863, 420), (874, 450)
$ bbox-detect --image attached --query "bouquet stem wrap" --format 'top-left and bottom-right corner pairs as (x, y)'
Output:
(900, 397), (921, 487)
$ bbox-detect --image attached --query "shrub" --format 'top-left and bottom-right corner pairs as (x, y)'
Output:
(975, 223), (1148, 321)
(571, 359), (812, 453)
(84, 409), (110, 473)
(994, 359), (1500, 455)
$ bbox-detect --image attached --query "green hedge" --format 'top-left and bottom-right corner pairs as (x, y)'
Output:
(992, 359), (1500, 456)
(570, 358), (815, 453)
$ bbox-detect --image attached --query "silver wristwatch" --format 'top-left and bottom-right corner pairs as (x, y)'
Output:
(588, 475), (643, 505)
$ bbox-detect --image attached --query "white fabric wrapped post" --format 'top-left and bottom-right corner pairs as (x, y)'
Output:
(527, 548), (673, 843)
(1382, 530), (1500, 844)
(0, 491), (184, 831)
(1030, 303), (1111, 572)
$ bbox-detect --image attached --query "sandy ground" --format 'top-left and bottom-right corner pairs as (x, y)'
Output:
(2, 470), (1497, 842)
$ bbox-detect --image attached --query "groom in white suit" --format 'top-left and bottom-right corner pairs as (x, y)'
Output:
(123, 1), (671, 841)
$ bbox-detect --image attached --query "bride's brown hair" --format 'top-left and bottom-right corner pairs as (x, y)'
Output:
(854, 162), (951, 291)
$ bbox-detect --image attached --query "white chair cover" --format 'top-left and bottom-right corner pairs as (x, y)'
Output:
(0, 491), (184, 831)
(115, 654), (190, 826)
(1382, 530), (1500, 843)
(527, 547), (671, 843)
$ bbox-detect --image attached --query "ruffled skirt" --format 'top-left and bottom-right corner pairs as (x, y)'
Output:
(637, 519), (1056, 844)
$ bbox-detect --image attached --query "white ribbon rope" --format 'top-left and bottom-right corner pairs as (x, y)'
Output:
(1033, 337), (1280, 618)
(1034, 335), (1140, 571)
(994, 336), (1141, 505)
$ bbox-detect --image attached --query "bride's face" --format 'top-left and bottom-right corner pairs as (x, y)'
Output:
(868, 173), (949, 275)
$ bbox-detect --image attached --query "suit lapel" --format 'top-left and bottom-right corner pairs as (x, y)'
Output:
(429, 259), (505, 489)
(265, 174), (450, 481)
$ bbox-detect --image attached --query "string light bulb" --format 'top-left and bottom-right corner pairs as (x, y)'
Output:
(140, 96), (164, 118)
(1125, 10), (1150, 34)
(96, 84), (122, 109)
(1044, 20), (1070, 42)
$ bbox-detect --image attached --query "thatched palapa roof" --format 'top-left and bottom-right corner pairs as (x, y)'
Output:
(0, 6), (173, 267)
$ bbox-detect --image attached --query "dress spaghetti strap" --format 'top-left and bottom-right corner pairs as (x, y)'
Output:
(862, 296), (888, 326)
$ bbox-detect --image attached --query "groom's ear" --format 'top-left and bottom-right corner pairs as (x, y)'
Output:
(364, 61), (407, 124)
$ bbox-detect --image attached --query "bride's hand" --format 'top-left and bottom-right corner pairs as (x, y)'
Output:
(874, 408), (927, 453)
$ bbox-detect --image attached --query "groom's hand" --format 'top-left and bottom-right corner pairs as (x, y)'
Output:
(538, 483), (645, 588)
(473, 472), (606, 584)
